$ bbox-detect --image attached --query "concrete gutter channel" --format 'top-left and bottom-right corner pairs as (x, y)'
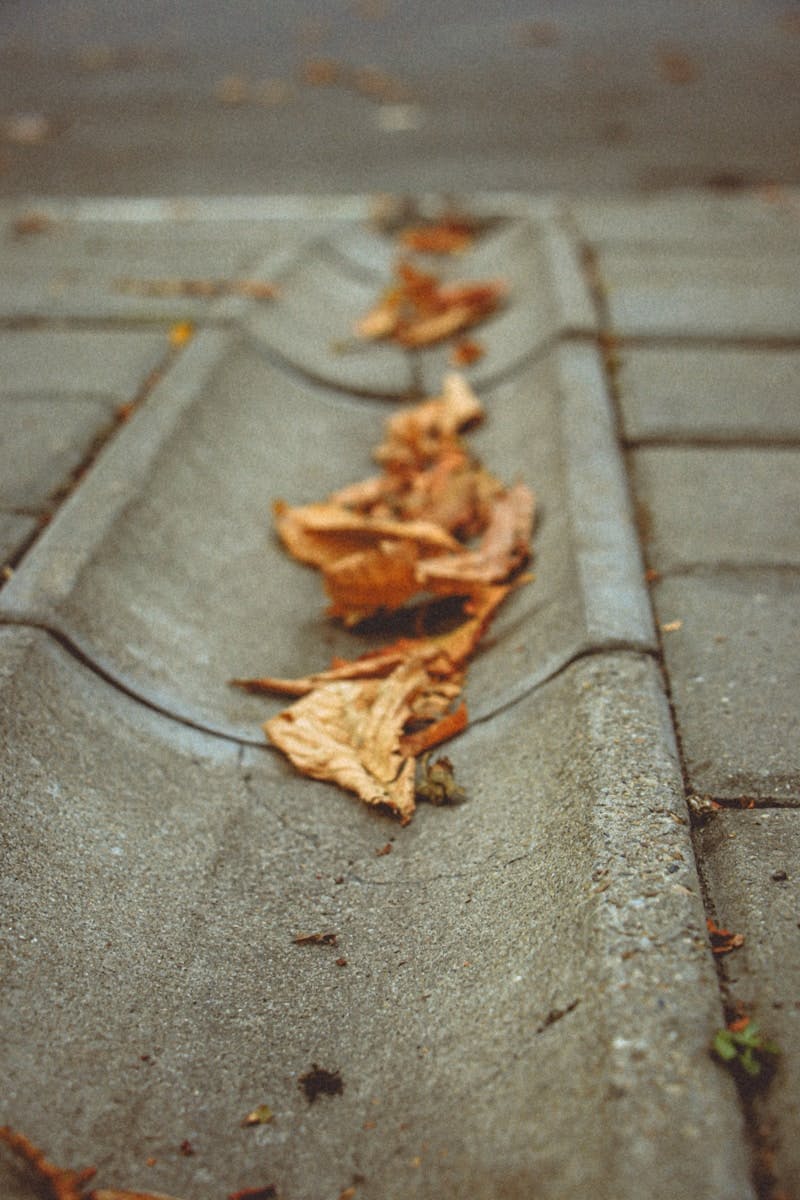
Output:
(0, 193), (796, 1198)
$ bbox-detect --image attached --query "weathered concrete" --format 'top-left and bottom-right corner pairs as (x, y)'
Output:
(652, 571), (800, 801)
(0, 211), (308, 321)
(0, 396), (114, 510)
(0, 329), (168, 401)
(0, 331), (653, 740)
(616, 346), (800, 444)
(598, 245), (800, 339)
(698, 809), (800, 1195)
(0, 627), (753, 1199)
(0, 514), (36, 564)
(631, 446), (800, 571)
(569, 193), (800, 247)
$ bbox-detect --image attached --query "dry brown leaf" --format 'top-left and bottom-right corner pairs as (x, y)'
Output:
(323, 539), (420, 621)
(399, 220), (474, 255)
(265, 664), (426, 822)
(417, 482), (535, 594)
(238, 372), (532, 822)
(355, 260), (506, 348)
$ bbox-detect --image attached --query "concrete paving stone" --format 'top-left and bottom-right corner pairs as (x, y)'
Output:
(0, 215), (311, 321)
(0, 513), (37, 564)
(0, 329), (168, 402)
(597, 244), (800, 338)
(0, 628), (754, 1199)
(0, 396), (114, 510)
(631, 446), (800, 571)
(569, 191), (800, 248)
(616, 345), (800, 444)
(698, 809), (800, 1194)
(0, 332), (653, 740)
(652, 571), (800, 802)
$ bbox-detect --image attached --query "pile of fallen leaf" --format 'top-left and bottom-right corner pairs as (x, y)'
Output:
(232, 371), (534, 824)
(354, 257), (506, 354)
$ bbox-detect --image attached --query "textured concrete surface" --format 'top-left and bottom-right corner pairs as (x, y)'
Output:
(0, 329), (167, 399)
(0, 629), (752, 1200)
(699, 810), (800, 1192)
(0, 397), (114, 510)
(631, 447), (800, 571)
(0, 514), (37, 565)
(598, 244), (800, 339)
(1, 192), (798, 1199)
(616, 346), (800, 444)
(653, 572), (800, 800)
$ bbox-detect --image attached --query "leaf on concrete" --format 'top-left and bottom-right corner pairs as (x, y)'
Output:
(235, 373), (533, 823)
(355, 259), (506, 347)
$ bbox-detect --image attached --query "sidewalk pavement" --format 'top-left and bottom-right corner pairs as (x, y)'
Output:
(0, 191), (797, 1200)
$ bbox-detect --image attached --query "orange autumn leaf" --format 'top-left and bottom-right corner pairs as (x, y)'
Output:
(232, 584), (509, 700)
(323, 539), (420, 622)
(450, 338), (484, 366)
(355, 259), (506, 348)
(706, 917), (745, 955)
(400, 701), (468, 757)
(236, 372), (533, 822)
(264, 660), (432, 823)
(417, 482), (535, 594)
(399, 220), (475, 255)
(273, 499), (460, 570)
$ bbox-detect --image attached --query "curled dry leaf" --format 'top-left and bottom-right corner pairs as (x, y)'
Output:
(234, 369), (533, 824)
(355, 260), (506, 348)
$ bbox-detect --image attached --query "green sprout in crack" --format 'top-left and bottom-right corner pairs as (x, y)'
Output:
(712, 1019), (780, 1080)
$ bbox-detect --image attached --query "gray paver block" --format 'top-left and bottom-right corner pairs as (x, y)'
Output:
(699, 809), (800, 1194)
(0, 396), (113, 510)
(0, 329), (167, 401)
(0, 513), (36, 563)
(0, 629), (753, 1199)
(569, 192), (800, 247)
(599, 246), (800, 338)
(653, 571), (800, 801)
(0, 332), (653, 740)
(0, 217), (309, 321)
(632, 446), (800, 571)
(617, 345), (800, 443)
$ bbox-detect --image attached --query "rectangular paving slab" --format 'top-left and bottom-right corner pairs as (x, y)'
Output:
(652, 571), (800, 801)
(698, 809), (800, 1195)
(0, 627), (754, 1200)
(616, 345), (800, 444)
(0, 329), (169, 401)
(597, 245), (800, 339)
(631, 446), (800, 572)
(0, 330), (654, 741)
